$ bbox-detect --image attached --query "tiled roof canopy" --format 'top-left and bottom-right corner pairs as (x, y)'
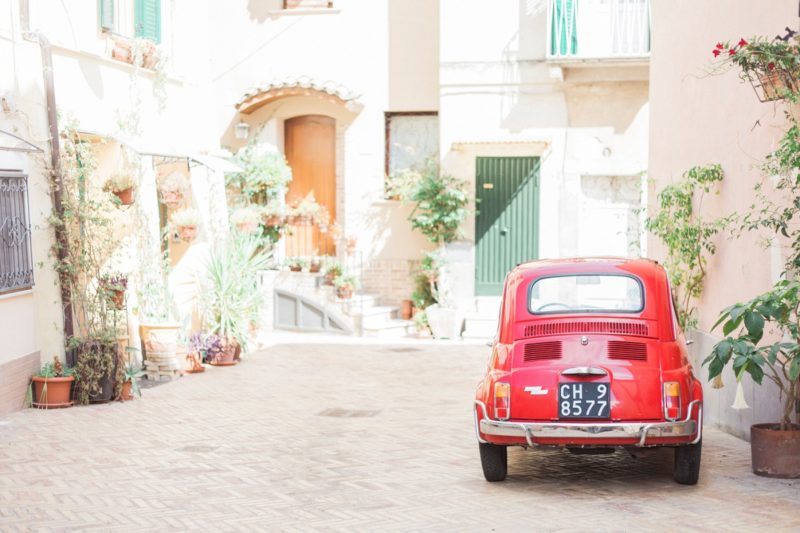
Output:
(236, 77), (358, 114)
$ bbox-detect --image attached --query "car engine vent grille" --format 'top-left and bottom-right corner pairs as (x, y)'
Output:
(523, 341), (562, 362)
(607, 340), (647, 361)
(524, 321), (650, 338)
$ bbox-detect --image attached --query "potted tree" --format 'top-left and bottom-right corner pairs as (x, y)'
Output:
(705, 281), (800, 478)
(200, 236), (270, 364)
(30, 357), (75, 409)
(158, 171), (189, 208)
(170, 208), (200, 242)
(103, 172), (136, 206)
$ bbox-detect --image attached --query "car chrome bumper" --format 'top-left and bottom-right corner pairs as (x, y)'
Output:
(474, 400), (702, 448)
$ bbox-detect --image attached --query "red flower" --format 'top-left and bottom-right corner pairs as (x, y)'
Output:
(713, 49), (721, 57)
(716, 42), (724, 49)
(738, 38), (748, 47)
(729, 48), (736, 56)
(768, 62), (776, 70)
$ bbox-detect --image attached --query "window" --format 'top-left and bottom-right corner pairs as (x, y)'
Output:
(100, 0), (161, 43)
(529, 274), (643, 314)
(384, 112), (439, 179)
(0, 172), (34, 295)
(283, 0), (334, 9)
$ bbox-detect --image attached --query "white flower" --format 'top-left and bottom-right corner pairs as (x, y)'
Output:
(731, 381), (750, 410)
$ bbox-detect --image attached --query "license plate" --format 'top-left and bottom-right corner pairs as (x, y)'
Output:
(558, 382), (610, 419)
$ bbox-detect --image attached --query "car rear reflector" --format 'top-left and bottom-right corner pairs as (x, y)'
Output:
(664, 381), (681, 420)
(607, 340), (647, 361)
(524, 341), (563, 362)
(494, 382), (510, 420)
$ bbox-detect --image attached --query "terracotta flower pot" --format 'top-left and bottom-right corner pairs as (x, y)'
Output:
(400, 299), (413, 320)
(323, 272), (337, 285)
(309, 261), (322, 273)
(236, 221), (259, 234)
(114, 187), (135, 206)
(178, 224), (197, 241)
(119, 380), (134, 401)
(208, 343), (237, 366)
(751, 423), (800, 478)
(264, 215), (284, 227)
(336, 285), (354, 299)
(31, 376), (74, 409)
(184, 353), (205, 373)
(110, 288), (126, 310)
(159, 189), (183, 208)
(289, 265), (303, 272)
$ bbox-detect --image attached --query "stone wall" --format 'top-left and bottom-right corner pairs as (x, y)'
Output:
(0, 351), (40, 417)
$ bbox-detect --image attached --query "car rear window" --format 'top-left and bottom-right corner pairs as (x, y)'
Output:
(529, 274), (643, 314)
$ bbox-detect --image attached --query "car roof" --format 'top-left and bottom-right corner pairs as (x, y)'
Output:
(511, 257), (661, 278)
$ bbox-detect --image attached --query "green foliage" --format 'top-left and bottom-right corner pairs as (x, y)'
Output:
(201, 235), (271, 353)
(229, 146), (292, 205)
(122, 361), (145, 398)
(394, 161), (469, 245)
(71, 338), (117, 405)
(333, 275), (358, 290)
(35, 357), (75, 378)
(644, 164), (731, 329)
(411, 251), (442, 309)
(705, 280), (800, 429)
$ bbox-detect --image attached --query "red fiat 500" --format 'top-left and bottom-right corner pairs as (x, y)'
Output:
(474, 258), (703, 484)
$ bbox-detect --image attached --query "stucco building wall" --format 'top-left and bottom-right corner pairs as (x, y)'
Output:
(648, 0), (797, 438)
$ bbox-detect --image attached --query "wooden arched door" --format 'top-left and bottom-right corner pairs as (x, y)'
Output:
(284, 115), (336, 256)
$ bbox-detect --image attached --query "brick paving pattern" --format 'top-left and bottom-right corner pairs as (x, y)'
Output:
(1, 340), (798, 531)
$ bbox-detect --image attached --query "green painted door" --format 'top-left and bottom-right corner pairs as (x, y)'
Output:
(475, 157), (540, 296)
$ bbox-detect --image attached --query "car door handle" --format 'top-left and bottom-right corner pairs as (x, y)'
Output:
(500, 227), (509, 236)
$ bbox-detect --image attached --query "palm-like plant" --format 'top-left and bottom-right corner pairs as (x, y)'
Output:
(201, 235), (271, 353)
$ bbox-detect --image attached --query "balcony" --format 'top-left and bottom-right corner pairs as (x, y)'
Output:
(547, 0), (650, 63)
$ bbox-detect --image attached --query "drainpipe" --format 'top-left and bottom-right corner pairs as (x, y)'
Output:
(21, 2), (74, 340)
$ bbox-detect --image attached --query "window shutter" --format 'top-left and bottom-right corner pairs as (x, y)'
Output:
(99, 0), (115, 31)
(135, 0), (161, 44)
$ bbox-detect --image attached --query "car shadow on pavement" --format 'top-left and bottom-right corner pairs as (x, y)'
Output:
(505, 446), (674, 484)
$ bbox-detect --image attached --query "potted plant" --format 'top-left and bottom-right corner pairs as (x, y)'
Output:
(103, 172), (136, 206)
(334, 275), (357, 299)
(158, 171), (189, 208)
(229, 147), (292, 206)
(230, 206), (262, 234)
(309, 256), (322, 273)
(710, 35), (800, 102)
(200, 236), (270, 363)
(119, 361), (144, 401)
(705, 280), (800, 478)
(99, 272), (128, 310)
(263, 201), (286, 227)
(322, 262), (343, 285)
(287, 257), (306, 272)
(190, 332), (233, 366)
(288, 193), (320, 226)
(170, 208), (199, 242)
(30, 357), (75, 409)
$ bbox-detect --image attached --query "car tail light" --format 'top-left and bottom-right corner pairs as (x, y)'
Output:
(664, 381), (681, 421)
(494, 382), (510, 420)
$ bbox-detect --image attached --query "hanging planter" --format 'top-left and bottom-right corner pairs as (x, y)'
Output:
(158, 172), (189, 208)
(746, 67), (800, 102)
(170, 208), (200, 242)
(103, 173), (137, 206)
(99, 273), (128, 310)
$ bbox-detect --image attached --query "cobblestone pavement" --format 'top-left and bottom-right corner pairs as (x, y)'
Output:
(1, 337), (799, 532)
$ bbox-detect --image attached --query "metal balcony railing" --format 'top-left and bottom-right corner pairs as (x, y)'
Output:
(547, 0), (651, 61)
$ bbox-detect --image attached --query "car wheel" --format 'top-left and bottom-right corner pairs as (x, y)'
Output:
(479, 442), (507, 482)
(673, 439), (702, 485)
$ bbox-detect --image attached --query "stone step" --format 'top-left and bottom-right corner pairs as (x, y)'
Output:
(462, 314), (498, 340)
(361, 318), (415, 338)
(359, 307), (399, 329)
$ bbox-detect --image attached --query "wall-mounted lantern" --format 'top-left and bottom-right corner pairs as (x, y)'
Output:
(234, 120), (250, 140)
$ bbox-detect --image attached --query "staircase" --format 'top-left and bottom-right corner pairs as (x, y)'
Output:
(462, 297), (501, 340)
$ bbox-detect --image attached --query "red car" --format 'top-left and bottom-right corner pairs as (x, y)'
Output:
(474, 258), (703, 484)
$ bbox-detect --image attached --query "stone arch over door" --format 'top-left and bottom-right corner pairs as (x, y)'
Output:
(227, 78), (362, 241)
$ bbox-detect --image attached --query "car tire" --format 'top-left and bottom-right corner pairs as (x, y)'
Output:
(479, 442), (507, 482)
(673, 439), (702, 485)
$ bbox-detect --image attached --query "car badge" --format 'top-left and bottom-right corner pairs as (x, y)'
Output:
(524, 386), (549, 396)
(581, 335), (589, 346)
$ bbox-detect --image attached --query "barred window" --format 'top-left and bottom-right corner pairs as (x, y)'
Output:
(0, 172), (34, 294)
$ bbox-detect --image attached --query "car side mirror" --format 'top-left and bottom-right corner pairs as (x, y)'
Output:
(685, 339), (695, 346)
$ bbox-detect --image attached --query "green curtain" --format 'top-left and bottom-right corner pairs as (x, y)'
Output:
(551, 0), (578, 56)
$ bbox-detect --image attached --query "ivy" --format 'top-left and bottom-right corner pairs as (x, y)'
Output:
(644, 164), (732, 329)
